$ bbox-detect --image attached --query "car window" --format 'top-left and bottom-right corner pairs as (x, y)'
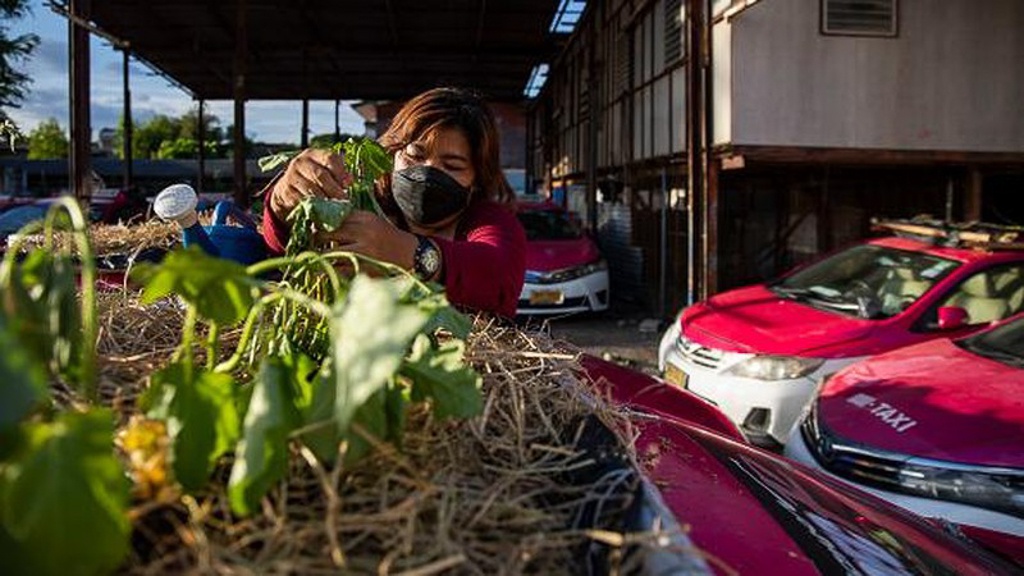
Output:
(517, 209), (583, 241)
(771, 244), (958, 319)
(958, 312), (1024, 364)
(934, 264), (1024, 326)
(0, 205), (48, 236)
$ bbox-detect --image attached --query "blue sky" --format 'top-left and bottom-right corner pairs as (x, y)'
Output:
(4, 1), (366, 144)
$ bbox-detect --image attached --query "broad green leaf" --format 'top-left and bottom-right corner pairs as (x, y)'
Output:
(296, 365), (338, 465)
(0, 410), (130, 576)
(393, 275), (472, 340)
(132, 246), (256, 326)
(331, 275), (431, 437)
(419, 292), (473, 341)
(0, 316), (47, 448)
(144, 363), (240, 491)
(307, 197), (354, 232)
(289, 353), (319, 414)
(342, 137), (392, 180)
(343, 387), (389, 465)
(257, 150), (299, 173)
(0, 522), (34, 576)
(228, 357), (302, 516)
(384, 381), (408, 446)
(2, 250), (84, 384)
(404, 335), (483, 420)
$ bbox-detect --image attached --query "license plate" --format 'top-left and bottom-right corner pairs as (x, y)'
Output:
(529, 289), (564, 305)
(664, 364), (689, 388)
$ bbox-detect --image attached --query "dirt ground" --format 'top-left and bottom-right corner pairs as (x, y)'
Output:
(517, 311), (668, 376)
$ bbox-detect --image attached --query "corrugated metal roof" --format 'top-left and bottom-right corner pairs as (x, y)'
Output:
(77, 0), (569, 102)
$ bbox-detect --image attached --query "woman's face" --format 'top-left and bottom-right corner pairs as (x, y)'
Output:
(394, 126), (476, 190)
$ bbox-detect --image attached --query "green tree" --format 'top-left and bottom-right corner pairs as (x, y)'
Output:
(115, 105), (226, 159)
(156, 137), (220, 159)
(26, 118), (68, 159)
(0, 0), (39, 109)
(131, 114), (178, 159)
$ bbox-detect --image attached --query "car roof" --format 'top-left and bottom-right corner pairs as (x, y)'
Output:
(515, 196), (564, 213)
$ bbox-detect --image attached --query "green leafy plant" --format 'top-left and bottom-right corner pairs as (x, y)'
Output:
(0, 200), (130, 576)
(0, 137), (484, 575)
(257, 136), (391, 217)
(125, 137), (482, 517)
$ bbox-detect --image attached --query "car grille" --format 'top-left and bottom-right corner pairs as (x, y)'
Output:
(801, 405), (905, 489)
(675, 337), (724, 370)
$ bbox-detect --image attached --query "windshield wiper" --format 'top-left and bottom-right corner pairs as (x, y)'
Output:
(771, 285), (871, 316)
(771, 285), (814, 301)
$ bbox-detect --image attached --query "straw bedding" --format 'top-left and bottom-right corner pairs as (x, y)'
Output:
(57, 290), (665, 575)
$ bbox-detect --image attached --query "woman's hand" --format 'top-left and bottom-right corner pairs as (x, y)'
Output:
(269, 148), (353, 222)
(322, 211), (419, 271)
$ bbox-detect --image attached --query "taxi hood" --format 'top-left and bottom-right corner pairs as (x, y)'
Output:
(818, 339), (1024, 468)
(524, 237), (601, 272)
(680, 285), (874, 356)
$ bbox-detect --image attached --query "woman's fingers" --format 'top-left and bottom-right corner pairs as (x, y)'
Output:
(316, 212), (416, 269)
(270, 148), (352, 219)
(294, 149), (351, 199)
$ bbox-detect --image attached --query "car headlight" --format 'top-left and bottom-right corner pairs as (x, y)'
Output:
(897, 460), (1024, 519)
(724, 355), (824, 380)
(524, 259), (607, 284)
(803, 406), (1024, 519)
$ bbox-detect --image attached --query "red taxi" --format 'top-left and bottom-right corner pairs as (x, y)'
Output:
(516, 199), (609, 316)
(785, 312), (1024, 567)
(658, 219), (1024, 448)
(581, 355), (1020, 573)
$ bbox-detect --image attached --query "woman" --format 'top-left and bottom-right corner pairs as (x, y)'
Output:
(262, 87), (526, 319)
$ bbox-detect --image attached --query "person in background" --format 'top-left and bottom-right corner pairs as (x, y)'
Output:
(262, 86), (526, 319)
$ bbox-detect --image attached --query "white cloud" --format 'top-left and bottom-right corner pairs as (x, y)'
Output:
(5, 6), (366, 143)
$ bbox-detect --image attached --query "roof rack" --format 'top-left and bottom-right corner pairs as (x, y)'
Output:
(871, 216), (1024, 250)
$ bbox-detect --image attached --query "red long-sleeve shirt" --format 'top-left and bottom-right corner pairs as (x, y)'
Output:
(262, 193), (526, 319)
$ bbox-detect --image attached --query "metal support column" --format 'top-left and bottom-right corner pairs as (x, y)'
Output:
(700, 0), (716, 298)
(660, 168), (669, 315)
(69, 0), (92, 202)
(525, 106), (535, 197)
(334, 99), (341, 143)
(197, 99), (206, 194)
(965, 168), (983, 221)
(684, 0), (703, 305)
(121, 46), (133, 190)
(585, 21), (599, 233)
(301, 99), (310, 148)
(232, 0), (248, 206)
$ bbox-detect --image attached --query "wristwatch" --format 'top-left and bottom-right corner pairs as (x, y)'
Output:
(413, 234), (442, 281)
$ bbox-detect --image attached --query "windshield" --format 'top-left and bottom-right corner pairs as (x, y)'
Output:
(517, 208), (583, 241)
(0, 205), (48, 236)
(957, 315), (1024, 366)
(771, 244), (959, 319)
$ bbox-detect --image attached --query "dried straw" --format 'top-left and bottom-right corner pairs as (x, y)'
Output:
(61, 291), (675, 575)
(18, 221), (180, 257)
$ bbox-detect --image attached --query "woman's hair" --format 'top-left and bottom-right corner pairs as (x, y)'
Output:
(378, 87), (515, 206)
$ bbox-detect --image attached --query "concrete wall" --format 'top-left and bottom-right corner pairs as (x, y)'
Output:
(717, 0), (1024, 152)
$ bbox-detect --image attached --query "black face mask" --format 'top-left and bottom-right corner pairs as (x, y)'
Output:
(392, 165), (472, 226)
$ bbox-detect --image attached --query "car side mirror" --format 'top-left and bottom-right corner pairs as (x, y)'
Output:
(937, 306), (969, 330)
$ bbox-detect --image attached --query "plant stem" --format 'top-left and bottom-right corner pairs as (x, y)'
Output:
(49, 197), (99, 402)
